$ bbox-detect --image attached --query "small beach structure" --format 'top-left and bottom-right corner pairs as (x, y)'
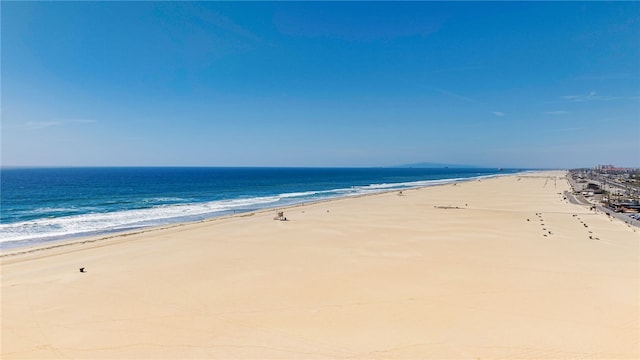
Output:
(274, 210), (286, 221)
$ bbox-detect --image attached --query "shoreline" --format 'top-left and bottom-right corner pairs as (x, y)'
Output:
(3, 167), (518, 249)
(3, 170), (638, 359)
(0, 171), (521, 258)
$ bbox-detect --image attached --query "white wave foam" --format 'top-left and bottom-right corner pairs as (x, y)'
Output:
(142, 197), (192, 203)
(278, 188), (352, 199)
(18, 207), (79, 215)
(0, 195), (283, 244)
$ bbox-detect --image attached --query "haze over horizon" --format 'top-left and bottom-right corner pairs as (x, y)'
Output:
(2, 2), (639, 169)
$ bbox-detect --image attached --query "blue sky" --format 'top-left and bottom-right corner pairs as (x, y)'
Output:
(2, 1), (639, 168)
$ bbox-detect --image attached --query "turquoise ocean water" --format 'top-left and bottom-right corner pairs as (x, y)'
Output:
(0, 167), (521, 249)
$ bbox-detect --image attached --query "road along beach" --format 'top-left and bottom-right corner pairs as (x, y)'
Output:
(2, 171), (638, 359)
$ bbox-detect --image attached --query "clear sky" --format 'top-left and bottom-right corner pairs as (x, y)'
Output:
(2, 1), (639, 168)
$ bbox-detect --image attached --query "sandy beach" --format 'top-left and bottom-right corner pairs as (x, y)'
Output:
(1, 171), (638, 359)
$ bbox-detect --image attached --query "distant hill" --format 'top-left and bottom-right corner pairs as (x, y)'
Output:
(396, 162), (484, 169)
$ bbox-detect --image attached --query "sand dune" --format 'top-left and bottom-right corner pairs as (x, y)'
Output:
(2, 171), (638, 359)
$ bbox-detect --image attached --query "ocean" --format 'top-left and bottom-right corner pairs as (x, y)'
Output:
(0, 167), (520, 250)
